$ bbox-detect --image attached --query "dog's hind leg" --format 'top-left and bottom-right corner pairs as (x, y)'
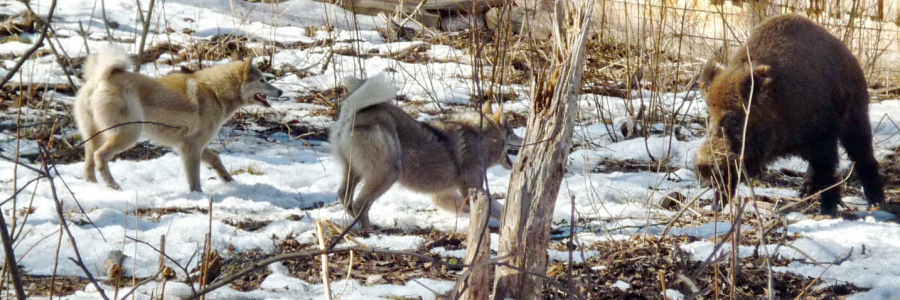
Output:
(337, 166), (361, 216)
(202, 148), (234, 182)
(75, 92), (99, 183)
(352, 168), (398, 229)
(347, 128), (401, 229)
(82, 131), (100, 183)
(94, 127), (141, 190)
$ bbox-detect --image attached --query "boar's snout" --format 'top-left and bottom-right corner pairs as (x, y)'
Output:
(695, 136), (730, 185)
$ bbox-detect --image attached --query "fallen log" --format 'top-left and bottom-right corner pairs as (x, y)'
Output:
(313, 0), (504, 29)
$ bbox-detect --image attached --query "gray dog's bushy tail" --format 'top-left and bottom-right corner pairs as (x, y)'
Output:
(335, 73), (396, 125)
(339, 73), (396, 115)
(83, 47), (133, 83)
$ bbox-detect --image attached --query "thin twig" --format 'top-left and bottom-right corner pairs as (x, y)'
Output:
(315, 221), (333, 300)
(0, 0), (58, 88)
(793, 248), (853, 300)
(116, 268), (164, 300)
(0, 203), (25, 299)
(186, 245), (581, 300)
(124, 236), (198, 295)
(40, 145), (109, 300)
(567, 195), (576, 296)
(99, 0), (115, 41)
(690, 199), (748, 280)
(134, 0), (156, 73)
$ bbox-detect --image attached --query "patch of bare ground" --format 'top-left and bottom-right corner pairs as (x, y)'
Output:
(10, 226), (865, 297)
(227, 114), (330, 141)
(133, 206), (209, 222)
(19, 275), (90, 297)
(543, 235), (866, 299)
(880, 147), (900, 202)
(112, 141), (171, 161)
(590, 158), (675, 174)
(225, 85), (342, 141)
(219, 249), (273, 291)
(222, 218), (273, 232)
(276, 230), (458, 286)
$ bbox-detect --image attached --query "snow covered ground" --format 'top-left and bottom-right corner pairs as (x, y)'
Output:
(1, 0), (900, 299)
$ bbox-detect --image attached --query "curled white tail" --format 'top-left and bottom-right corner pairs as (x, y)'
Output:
(338, 73), (396, 118)
(82, 47), (133, 83)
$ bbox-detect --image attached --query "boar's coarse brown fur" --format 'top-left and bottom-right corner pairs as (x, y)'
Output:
(696, 14), (884, 215)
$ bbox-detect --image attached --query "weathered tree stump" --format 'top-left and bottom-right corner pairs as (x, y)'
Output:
(450, 189), (492, 300)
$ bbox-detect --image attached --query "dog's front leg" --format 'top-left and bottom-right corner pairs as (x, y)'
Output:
(432, 190), (467, 215)
(202, 148), (234, 182)
(180, 146), (204, 192)
(454, 187), (503, 220)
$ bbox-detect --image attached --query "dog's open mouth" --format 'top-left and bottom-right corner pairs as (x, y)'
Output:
(254, 93), (272, 107)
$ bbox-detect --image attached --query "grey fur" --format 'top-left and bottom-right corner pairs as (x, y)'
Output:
(330, 73), (523, 228)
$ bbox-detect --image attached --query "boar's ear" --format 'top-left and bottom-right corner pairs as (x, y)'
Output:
(753, 65), (772, 85)
(741, 64), (772, 99)
(699, 59), (724, 90)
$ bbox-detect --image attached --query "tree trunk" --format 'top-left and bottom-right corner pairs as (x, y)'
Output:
(492, 1), (593, 299)
(451, 189), (492, 300)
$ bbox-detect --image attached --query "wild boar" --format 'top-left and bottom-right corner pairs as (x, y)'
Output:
(696, 14), (884, 215)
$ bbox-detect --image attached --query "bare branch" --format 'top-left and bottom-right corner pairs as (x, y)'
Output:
(0, 0), (58, 88)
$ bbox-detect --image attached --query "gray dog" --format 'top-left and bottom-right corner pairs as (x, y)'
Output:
(330, 73), (523, 228)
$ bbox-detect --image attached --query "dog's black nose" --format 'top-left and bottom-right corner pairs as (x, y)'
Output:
(277, 89), (283, 97)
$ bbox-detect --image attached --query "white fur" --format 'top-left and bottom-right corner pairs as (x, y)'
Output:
(337, 73), (396, 118)
(82, 47), (132, 83)
(330, 72), (397, 154)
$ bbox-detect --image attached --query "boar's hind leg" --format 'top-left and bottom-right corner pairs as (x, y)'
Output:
(840, 112), (885, 207)
(806, 140), (842, 216)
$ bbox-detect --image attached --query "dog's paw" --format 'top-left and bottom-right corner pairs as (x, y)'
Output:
(107, 183), (121, 190)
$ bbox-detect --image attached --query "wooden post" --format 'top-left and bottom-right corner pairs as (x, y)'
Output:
(492, 1), (593, 299)
(451, 189), (492, 300)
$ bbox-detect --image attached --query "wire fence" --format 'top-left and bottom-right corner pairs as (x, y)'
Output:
(593, 0), (900, 84)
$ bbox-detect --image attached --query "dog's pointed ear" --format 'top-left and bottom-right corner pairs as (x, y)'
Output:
(241, 59), (253, 79)
(493, 103), (506, 125)
(482, 100), (493, 115)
